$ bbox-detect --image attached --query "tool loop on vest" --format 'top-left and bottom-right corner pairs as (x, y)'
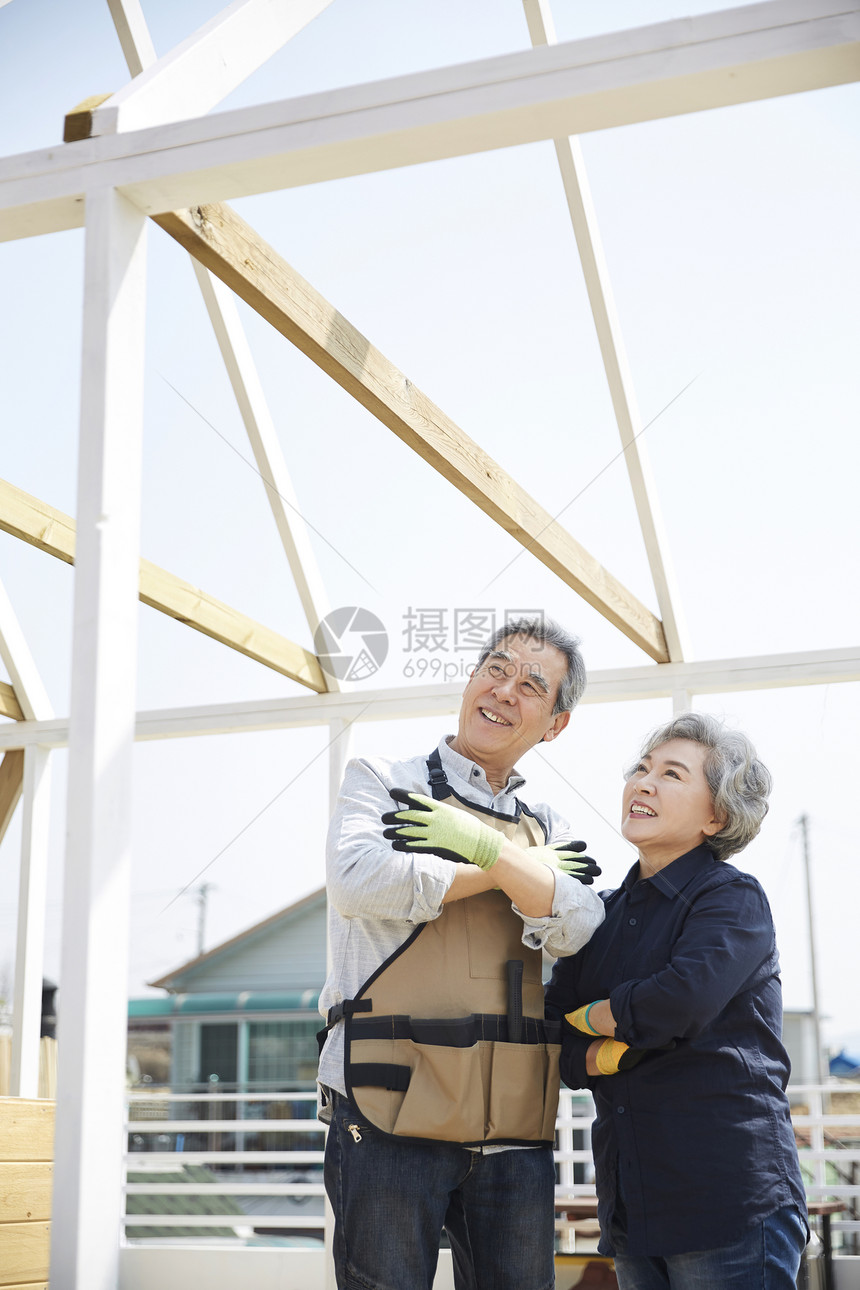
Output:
(351, 1063), (412, 1092)
(506, 959), (524, 1044)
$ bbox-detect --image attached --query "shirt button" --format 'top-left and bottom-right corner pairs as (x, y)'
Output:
(617, 1106), (625, 1114)
(628, 917), (637, 926)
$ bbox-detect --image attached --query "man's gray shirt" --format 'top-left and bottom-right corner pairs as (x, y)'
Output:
(318, 736), (605, 1096)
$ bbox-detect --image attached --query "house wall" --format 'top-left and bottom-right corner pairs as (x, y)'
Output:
(169, 903), (327, 994)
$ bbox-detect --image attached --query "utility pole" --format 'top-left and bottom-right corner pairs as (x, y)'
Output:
(196, 883), (214, 958)
(798, 814), (828, 1088)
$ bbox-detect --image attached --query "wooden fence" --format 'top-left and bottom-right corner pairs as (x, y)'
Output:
(0, 1036), (58, 1099)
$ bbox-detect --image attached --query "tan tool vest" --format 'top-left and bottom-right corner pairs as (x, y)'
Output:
(336, 758), (562, 1147)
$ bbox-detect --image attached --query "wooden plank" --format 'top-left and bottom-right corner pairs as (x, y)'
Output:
(0, 1162), (53, 1222)
(63, 93), (114, 144)
(0, 1222), (50, 1286)
(0, 750), (24, 844)
(156, 202), (669, 660)
(0, 1099), (55, 1163)
(0, 478), (326, 691)
(2, 1), (859, 241)
(0, 682), (23, 722)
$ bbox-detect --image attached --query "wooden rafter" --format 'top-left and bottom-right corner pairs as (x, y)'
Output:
(0, 748), (24, 844)
(0, 681), (24, 722)
(156, 202), (669, 662)
(0, 478), (327, 692)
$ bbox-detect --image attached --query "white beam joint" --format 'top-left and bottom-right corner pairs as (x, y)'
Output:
(51, 185), (147, 1290)
(94, 0), (336, 134)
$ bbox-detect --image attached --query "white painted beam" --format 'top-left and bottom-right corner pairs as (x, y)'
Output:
(2, 0), (858, 240)
(1, 645), (857, 749)
(51, 187), (147, 1290)
(10, 745), (51, 1098)
(0, 575), (54, 721)
(191, 261), (338, 681)
(0, 577), (55, 1099)
(523, 0), (691, 663)
(106, 0), (340, 688)
(105, 0), (157, 79)
(95, 0), (335, 134)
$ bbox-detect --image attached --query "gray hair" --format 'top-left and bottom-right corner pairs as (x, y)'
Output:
(627, 712), (772, 862)
(476, 617), (586, 715)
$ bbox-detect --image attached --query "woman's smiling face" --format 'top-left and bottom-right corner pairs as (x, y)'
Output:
(621, 738), (725, 872)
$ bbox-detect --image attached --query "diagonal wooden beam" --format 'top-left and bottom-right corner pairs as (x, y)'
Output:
(0, 749), (24, 844)
(0, 681), (24, 722)
(156, 202), (669, 661)
(0, 478), (327, 691)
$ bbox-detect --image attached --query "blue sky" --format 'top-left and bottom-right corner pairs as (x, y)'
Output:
(1, 0), (859, 1053)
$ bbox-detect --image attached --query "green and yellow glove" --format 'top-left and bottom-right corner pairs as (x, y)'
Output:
(529, 841), (601, 886)
(382, 790), (504, 870)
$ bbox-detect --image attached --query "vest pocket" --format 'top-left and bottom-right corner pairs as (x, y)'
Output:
(349, 1036), (561, 1143)
(485, 1042), (560, 1141)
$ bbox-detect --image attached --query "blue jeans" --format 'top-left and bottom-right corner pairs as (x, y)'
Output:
(324, 1090), (556, 1290)
(611, 1204), (807, 1290)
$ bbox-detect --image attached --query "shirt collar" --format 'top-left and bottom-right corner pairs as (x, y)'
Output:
(622, 844), (716, 898)
(439, 736), (526, 798)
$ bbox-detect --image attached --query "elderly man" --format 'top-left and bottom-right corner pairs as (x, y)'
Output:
(318, 617), (605, 1290)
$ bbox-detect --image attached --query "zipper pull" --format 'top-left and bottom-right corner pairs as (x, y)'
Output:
(346, 1123), (362, 1143)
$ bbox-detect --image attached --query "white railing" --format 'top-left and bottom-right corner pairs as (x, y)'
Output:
(123, 1082), (860, 1251)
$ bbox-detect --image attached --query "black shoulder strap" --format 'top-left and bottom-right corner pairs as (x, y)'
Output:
(426, 747), (452, 800)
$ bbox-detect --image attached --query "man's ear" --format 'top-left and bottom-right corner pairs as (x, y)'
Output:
(543, 710), (571, 742)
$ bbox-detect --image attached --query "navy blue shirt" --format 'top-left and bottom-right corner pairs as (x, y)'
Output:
(545, 845), (807, 1257)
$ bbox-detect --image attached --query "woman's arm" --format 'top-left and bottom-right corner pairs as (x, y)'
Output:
(609, 875), (776, 1049)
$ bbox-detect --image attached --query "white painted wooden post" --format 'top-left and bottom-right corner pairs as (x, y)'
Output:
(672, 689), (693, 715)
(324, 715), (353, 1290)
(328, 717), (353, 820)
(51, 186), (147, 1290)
(10, 746), (52, 1097)
(0, 575), (55, 1098)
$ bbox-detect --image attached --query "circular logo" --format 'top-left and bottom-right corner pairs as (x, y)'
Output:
(314, 607), (389, 682)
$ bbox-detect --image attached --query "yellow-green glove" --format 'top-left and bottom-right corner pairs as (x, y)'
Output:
(530, 841), (601, 886)
(382, 790), (504, 870)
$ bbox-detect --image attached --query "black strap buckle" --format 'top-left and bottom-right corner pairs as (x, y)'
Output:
(426, 748), (451, 800)
(326, 998), (372, 1029)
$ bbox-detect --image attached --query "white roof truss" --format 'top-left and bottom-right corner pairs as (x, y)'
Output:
(2, 0), (858, 243)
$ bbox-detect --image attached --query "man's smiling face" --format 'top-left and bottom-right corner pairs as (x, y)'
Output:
(451, 634), (571, 779)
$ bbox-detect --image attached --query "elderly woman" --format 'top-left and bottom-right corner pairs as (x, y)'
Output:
(545, 712), (808, 1290)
